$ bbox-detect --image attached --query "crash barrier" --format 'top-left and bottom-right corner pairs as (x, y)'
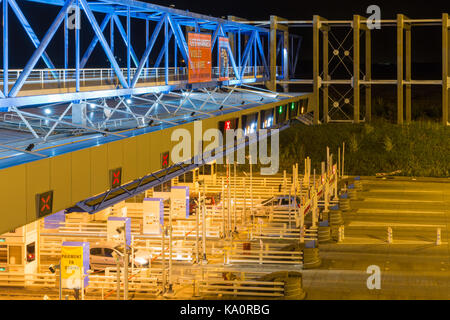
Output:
(329, 210), (344, 226)
(196, 279), (285, 299)
(0, 272), (56, 288)
(251, 224), (318, 242)
(354, 177), (363, 192)
(225, 246), (303, 266)
(196, 271), (306, 300)
(87, 267), (162, 297)
(302, 248), (321, 269)
(131, 238), (195, 264)
(339, 195), (351, 212)
(317, 226), (332, 243)
(348, 184), (358, 200)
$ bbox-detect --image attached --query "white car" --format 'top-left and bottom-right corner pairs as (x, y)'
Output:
(89, 242), (151, 271)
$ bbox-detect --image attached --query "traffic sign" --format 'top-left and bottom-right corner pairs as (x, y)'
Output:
(36, 190), (54, 218)
(161, 151), (170, 169)
(109, 167), (122, 189)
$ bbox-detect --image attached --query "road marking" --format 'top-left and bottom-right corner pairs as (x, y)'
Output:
(356, 208), (445, 215)
(339, 236), (448, 245)
(362, 197), (444, 203)
(348, 221), (446, 228)
(368, 189), (442, 194)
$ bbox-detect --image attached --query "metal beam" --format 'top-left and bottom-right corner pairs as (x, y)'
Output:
(8, 0), (75, 98)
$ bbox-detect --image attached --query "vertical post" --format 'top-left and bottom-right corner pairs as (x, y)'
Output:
(397, 14), (405, 125)
(196, 204), (200, 263)
(168, 203), (173, 293)
(353, 15), (361, 124)
(443, 13), (449, 126)
(323, 26), (329, 123)
(202, 183), (207, 263)
(2, 0), (8, 97)
(313, 15), (321, 125)
(123, 230), (128, 300)
(233, 162), (237, 232)
(145, 19), (149, 69)
(116, 257), (120, 300)
(110, 16), (114, 72)
(283, 28), (289, 92)
(75, 0), (80, 92)
(250, 155), (253, 210)
(269, 16), (277, 91)
(164, 16), (169, 85)
(127, 6), (131, 87)
(365, 28), (372, 123)
(405, 18), (412, 124)
(64, 13), (69, 70)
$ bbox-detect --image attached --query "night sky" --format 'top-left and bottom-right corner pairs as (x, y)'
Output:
(3, 0), (448, 70)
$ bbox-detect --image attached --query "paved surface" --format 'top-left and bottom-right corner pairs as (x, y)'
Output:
(303, 177), (450, 300)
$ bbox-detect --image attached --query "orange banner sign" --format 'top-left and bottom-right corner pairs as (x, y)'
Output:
(218, 37), (230, 81)
(188, 33), (212, 83)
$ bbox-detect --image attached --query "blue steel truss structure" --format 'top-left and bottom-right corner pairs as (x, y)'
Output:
(0, 0), (273, 109)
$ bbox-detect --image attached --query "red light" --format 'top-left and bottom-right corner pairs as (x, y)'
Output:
(224, 120), (232, 130)
(110, 168), (122, 189)
(161, 152), (170, 168)
(36, 191), (54, 218)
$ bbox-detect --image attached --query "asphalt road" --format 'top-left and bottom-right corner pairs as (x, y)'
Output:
(303, 177), (450, 300)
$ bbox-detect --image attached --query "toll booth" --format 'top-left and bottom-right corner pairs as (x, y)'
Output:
(260, 109), (274, 129)
(199, 161), (217, 184)
(153, 180), (173, 201)
(0, 222), (39, 282)
(275, 105), (288, 124)
(241, 113), (258, 135)
(176, 169), (199, 191)
(288, 101), (299, 119)
(218, 118), (239, 136)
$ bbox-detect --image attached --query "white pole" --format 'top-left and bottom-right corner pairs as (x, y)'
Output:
(342, 142), (345, 178)
(387, 227), (393, 244)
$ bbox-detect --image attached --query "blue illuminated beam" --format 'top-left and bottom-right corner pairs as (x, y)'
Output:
(8, 0), (76, 98)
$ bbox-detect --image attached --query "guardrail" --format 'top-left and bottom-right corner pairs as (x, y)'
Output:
(0, 66), (266, 91)
(197, 279), (285, 298)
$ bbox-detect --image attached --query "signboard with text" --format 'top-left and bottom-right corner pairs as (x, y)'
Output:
(61, 242), (89, 289)
(170, 186), (190, 219)
(107, 217), (131, 247)
(143, 198), (164, 235)
(218, 37), (230, 81)
(188, 33), (212, 83)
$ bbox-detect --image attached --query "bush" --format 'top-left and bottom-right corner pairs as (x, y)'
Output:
(275, 120), (450, 177)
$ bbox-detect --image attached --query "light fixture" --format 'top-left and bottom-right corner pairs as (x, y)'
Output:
(90, 103), (96, 109)
(44, 108), (51, 115)
(126, 98), (132, 104)
(191, 112), (196, 117)
(25, 144), (35, 152)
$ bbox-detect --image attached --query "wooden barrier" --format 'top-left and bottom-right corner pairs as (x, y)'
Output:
(0, 272), (56, 288)
(226, 248), (303, 266)
(197, 279), (285, 298)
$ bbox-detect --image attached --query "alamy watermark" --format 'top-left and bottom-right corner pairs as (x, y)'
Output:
(67, 5), (81, 30)
(366, 265), (381, 290)
(171, 121), (279, 175)
(366, 5), (381, 30)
